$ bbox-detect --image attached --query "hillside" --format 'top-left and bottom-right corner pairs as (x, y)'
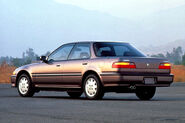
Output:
(0, 0), (138, 57)
(137, 4), (185, 46)
(0, 0), (185, 57)
(139, 39), (185, 55)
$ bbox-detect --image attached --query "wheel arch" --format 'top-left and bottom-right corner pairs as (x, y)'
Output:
(16, 70), (32, 87)
(82, 70), (103, 87)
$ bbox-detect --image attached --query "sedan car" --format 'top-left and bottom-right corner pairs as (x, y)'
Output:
(11, 41), (173, 100)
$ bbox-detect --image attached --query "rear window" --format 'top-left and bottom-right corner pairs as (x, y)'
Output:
(94, 42), (145, 57)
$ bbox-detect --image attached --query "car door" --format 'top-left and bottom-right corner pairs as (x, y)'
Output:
(33, 43), (75, 86)
(62, 43), (91, 87)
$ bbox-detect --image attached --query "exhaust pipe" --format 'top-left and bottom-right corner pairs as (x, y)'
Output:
(129, 85), (136, 90)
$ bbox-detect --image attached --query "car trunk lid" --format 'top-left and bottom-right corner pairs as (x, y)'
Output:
(104, 57), (171, 74)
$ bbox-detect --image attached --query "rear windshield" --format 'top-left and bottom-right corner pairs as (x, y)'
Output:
(94, 42), (145, 57)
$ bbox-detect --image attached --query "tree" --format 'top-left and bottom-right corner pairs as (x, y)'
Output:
(11, 58), (23, 67)
(151, 53), (165, 58)
(0, 48), (40, 67)
(22, 48), (39, 65)
(182, 54), (185, 66)
(166, 46), (183, 64)
(45, 51), (51, 56)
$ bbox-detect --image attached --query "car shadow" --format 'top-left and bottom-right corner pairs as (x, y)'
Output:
(2, 95), (185, 101)
(31, 95), (185, 102)
(32, 96), (141, 101)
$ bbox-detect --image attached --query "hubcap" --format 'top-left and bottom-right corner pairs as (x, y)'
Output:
(85, 78), (97, 97)
(18, 77), (29, 95)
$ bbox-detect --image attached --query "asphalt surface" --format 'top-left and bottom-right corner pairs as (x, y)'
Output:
(0, 83), (185, 123)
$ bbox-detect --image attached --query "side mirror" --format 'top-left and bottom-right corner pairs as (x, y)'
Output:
(40, 56), (47, 63)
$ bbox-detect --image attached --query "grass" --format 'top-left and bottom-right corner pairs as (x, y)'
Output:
(171, 65), (185, 82)
(0, 63), (16, 83)
(0, 64), (185, 83)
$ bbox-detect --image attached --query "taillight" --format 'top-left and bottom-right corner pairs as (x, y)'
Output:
(159, 63), (171, 69)
(112, 62), (136, 68)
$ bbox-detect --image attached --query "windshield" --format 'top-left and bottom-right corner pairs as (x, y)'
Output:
(94, 42), (145, 57)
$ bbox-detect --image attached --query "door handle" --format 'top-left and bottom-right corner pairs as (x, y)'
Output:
(56, 64), (61, 67)
(82, 63), (88, 65)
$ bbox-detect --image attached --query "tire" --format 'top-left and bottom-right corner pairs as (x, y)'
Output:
(135, 87), (156, 100)
(83, 74), (104, 100)
(67, 91), (83, 98)
(17, 74), (35, 97)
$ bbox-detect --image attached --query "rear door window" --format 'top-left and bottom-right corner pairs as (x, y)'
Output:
(68, 43), (90, 60)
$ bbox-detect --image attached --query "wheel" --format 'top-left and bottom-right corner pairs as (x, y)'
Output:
(83, 74), (104, 100)
(67, 91), (83, 98)
(135, 87), (156, 100)
(17, 74), (35, 97)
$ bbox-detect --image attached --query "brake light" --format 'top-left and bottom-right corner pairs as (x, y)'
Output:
(112, 62), (136, 68)
(159, 63), (171, 69)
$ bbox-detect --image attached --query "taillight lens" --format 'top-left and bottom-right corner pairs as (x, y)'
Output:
(159, 63), (171, 69)
(112, 62), (136, 68)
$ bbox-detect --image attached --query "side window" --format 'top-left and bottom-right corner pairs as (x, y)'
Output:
(48, 44), (74, 61)
(113, 45), (130, 56)
(68, 43), (90, 60)
(97, 47), (111, 56)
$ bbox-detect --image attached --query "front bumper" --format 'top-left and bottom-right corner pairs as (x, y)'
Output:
(101, 73), (174, 87)
(11, 75), (16, 87)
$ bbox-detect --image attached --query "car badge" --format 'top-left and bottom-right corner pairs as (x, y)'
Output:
(147, 63), (149, 67)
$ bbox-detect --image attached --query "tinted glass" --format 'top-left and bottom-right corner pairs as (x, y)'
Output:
(94, 42), (145, 57)
(68, 43), (90, 60)
(48, 44), (74, 61)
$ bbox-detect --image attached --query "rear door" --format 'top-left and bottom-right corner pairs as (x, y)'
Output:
(62, 43), (91, 87)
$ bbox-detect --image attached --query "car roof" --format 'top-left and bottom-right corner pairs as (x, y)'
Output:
(65, 41), (129, 44)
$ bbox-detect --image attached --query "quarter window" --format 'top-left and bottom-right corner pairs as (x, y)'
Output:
(68, 43), (90, 60)
(48, 44), (74, 61)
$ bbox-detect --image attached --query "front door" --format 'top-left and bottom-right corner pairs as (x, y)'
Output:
(33, 43), (75, 86)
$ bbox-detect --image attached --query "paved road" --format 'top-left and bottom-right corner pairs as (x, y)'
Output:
(0, 83), (185, 123)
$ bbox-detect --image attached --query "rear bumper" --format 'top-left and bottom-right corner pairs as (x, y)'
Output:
(100, 72), (173, 87)
(11, 75), (16, 87)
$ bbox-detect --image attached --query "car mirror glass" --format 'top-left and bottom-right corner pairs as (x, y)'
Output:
(40, 56), (47, 63)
